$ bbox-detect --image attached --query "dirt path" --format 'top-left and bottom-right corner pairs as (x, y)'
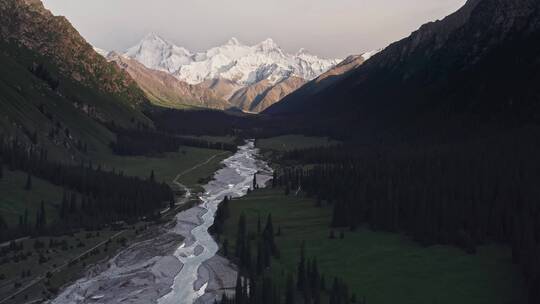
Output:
(171, 151), (229, 205)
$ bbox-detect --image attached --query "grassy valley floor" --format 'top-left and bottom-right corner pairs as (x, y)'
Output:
(95, 145), (232, 189)
(219, 188), (528, 304)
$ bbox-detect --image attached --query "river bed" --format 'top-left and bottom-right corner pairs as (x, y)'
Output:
(51, 140), (272, 304)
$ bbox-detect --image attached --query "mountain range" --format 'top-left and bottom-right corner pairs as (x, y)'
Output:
(266, 0), (540, 141)
(103, 34), (352, 112)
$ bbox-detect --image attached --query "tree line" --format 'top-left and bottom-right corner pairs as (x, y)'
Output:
(0, 135), (174, 241)
(108, 127), (237, 156)
(274, 127), (540, 303)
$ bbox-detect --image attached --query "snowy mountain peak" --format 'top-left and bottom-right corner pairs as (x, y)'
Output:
(124, 34), (341, 86)
(226, 37), (242, 46)
(125, 33), (192, 74)
(255, 38), (280, 52)
(144, 32), (167, 43)
(296, 48), (310, 56)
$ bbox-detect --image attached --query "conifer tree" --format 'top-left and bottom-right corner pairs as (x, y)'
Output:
(253, 173), (258, 190)
(24, 173), (32, 190)
(256, 241), (263, 275)
(40, 200), (46, 229)
(0, 214), (7, 230)
(236, 213), (247, 259)
(60, 191), (68, 219)
(235, 275), (244, 304)
(24, 209), (28, 229)
(297, 242), (306, 291)
(285, 274), (295, 304)
(223, 238), (229, 257)
(257, 214), (262, 235)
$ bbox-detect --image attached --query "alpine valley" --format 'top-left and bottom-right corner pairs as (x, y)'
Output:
(2, 1), (539, 304)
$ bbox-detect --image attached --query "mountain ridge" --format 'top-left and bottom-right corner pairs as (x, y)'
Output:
(0, 0), (152, 159)
(264, 0), (540, 140)
(115, 34), (346, 112)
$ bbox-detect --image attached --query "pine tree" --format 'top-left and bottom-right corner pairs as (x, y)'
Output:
(236, 213), (247, 259)
(223, 238), (229, 257)
(257, 214), (262, 235)
(0, 214), (7, 229)
(253, 173), (258, 190)
(235, 275), (244, 304)
(285, 274), (295, 304)
(18, 215), (23, 231)
(297, 242), (306, 291)
(264, 214), (277, 256)
(24, 173), (32, 190)
(256, 241), (263, 275)
(60, 191), (68, 219)
(70, 193), (77, 214)
(35, 211), (40, 230)
(40, 200), (46, 229)
(24, 209), (28, 229)
(149, 170), (155, 183)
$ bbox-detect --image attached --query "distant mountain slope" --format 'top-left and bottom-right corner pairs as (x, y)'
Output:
(265, 0), (540, 139)
(121, 34), (342, 112)
(107, 53), (231, 110)
(228, 77), (306, 113)
(264, 52), (378, 112)
(0, 0), (152, 158)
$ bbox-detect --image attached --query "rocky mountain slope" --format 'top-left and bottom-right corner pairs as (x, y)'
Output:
(121, 34), (342, 112)
(265, 0), (540, 139)
(0, 0), (152, 159)
(107, 53), (231, 110)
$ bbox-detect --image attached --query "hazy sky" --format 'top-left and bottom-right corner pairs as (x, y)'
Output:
(42, 0), (466, 58)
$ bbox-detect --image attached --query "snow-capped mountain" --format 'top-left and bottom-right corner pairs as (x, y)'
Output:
(124, 33), (193, 75)
(118, 33), (378, 112)
(124, 33), (341, 86)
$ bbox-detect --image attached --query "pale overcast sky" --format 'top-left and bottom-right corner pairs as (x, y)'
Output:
(42, 0), (466, 58)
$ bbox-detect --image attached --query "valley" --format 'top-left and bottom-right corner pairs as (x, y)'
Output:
(1, 0), (540, 303)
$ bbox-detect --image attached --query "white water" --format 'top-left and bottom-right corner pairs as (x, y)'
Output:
(51, 140), (271, 304)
